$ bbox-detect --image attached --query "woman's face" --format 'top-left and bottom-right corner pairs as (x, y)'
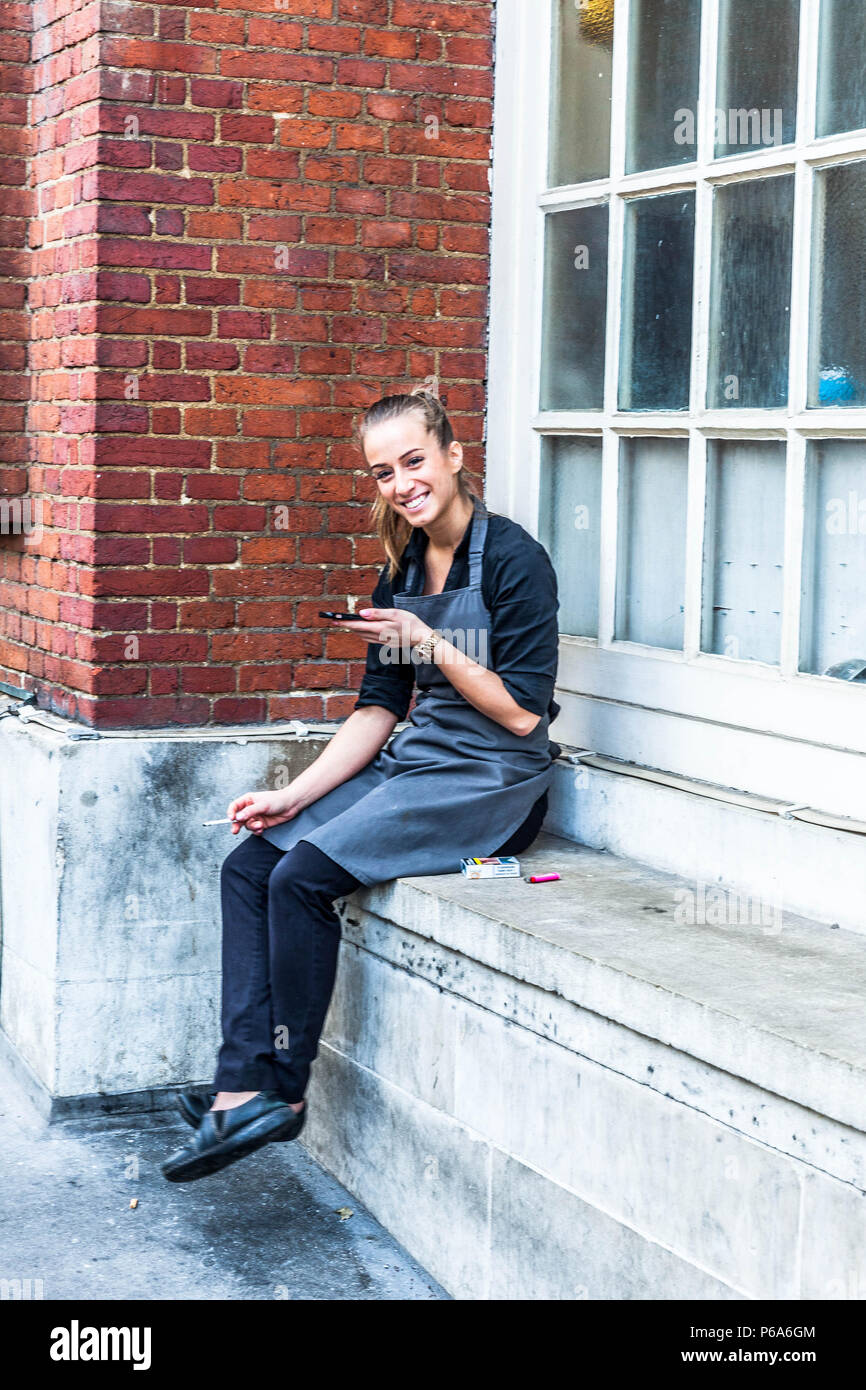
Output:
(364, 413), (463, 527)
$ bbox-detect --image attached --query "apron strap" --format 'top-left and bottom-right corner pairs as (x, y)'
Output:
(398, 493), (489, 595)
(467, 495), (488, 588)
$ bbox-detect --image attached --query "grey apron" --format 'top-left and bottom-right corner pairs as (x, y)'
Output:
(260, 497), (557, 885)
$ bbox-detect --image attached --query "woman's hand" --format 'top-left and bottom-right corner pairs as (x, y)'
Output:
(227, 789), (300, 836)
(337, 607), (432, 649)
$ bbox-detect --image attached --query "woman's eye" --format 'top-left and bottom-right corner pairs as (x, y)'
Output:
(408, 456), (423, 466)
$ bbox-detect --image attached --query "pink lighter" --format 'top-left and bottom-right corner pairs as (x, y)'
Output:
(528, 873), (561, 884)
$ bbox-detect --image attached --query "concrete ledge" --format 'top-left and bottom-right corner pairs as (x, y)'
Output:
(356, 832), (866, 1135)
(295, 832), (866, 1298)
(0, 711), (329, 1098)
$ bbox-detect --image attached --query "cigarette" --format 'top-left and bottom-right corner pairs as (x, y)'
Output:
(528, 873), (561, 883)
(202, 818), (237, 826)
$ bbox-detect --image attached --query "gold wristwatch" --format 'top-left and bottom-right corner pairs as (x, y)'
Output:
(413, 628), (443, 662)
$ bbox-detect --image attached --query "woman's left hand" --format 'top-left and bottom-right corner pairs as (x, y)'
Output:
(336, 608), (433, 650)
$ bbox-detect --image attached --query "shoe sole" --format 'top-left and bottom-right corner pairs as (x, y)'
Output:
(162, 1106), (305, 1183)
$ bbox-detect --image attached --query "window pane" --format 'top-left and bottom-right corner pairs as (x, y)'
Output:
(809, 162), (866, 408)
(817, 0), (866, 138)
(615, 438), (688, 648)
(800, 441), (866, 678)
(539, 437), (603, 638)
(619, 192), (695, 410)
(549, 0), (615, 186)
(715, 0), (799, 157)
(626, 0), (702, 173)
(701, 441), (785, 664)
(707, 176), (794, 409)
(540, 204), (609, 411)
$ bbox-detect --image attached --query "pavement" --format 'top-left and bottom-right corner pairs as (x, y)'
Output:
(0, 1058), (448, 1301)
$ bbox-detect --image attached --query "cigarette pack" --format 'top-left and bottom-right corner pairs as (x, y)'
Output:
(460, 856), (521, 879)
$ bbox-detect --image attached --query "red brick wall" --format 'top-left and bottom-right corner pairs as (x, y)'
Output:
(0, 0), (35, 682)
(0, 0), (494, 727)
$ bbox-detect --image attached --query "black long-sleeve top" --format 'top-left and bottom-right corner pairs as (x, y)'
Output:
(353, 507), (561, 735)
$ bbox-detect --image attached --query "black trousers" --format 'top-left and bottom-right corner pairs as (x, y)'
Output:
(213, 789), (548, 1104)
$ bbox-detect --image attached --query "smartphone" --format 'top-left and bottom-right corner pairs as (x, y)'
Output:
(318, 610), (372, 621)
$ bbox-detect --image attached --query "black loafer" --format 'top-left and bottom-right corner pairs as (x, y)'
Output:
(161, 1090), (306, 1183)
(176, 1090), (215, 1129)
(176, 1088), (300, 1141)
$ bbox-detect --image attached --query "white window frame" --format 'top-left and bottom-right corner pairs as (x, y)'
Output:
(487, 0), (866, 821)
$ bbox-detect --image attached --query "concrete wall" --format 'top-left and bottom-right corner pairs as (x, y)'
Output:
(0, 710), (325, 1105)
(306, 895), (866, 1301)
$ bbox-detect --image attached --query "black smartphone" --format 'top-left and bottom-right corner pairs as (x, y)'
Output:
(318, 610), (372, 621)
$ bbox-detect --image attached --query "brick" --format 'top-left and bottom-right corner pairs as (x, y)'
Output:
(220, 48), (313, 82)
(185, 343), (240, 370)
(218, 112), (274, 142)
(155, 209), (185, 236)
(185, 277), (240, 306)
(212, 698), (268, 723)
(191, 78), (244, 109)
(97, 306), (212, 336)
(101, 39), (218, 76)
(97, 170), (215, 207)
(241, 345), (296, 373)
(182, 666), (237, 694)
(184, 408), (238, 437)
(187, 146), (242, 174)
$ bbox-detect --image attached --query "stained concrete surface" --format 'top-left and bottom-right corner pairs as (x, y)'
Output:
(0, 1057), (447, 1301)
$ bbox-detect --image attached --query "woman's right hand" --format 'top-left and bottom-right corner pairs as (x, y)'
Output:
(227, 790), (300, 836)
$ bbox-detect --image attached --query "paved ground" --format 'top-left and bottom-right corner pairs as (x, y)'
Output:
(0, 1060), (447, 1301)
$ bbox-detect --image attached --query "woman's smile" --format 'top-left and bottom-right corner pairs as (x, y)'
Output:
(400, 490), (431, 514)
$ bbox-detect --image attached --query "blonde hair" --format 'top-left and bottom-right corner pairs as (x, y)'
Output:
(354, 390), (481, 583)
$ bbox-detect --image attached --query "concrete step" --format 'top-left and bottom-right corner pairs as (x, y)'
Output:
(300, 829), (866, 1299)
(545, 748), (866, 938)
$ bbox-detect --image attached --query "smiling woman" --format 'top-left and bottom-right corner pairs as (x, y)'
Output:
(161, 389), (561, 1185)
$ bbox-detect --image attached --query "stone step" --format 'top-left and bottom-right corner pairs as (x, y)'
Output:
(546, 749), (866, 938)
(360, 830), (866, 1138)
(299, 829), (866, 1298)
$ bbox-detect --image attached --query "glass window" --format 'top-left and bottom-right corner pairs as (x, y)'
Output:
(701, 441), (786, 664)
(707, 175), (795, 409)
(549, 0), (615, 186)
(619, 192), (695, 410)
(615, 438), (688, 648)
(626, 0), (702, 174)
(817, 0), (866, 139)
(540, 204), (609, 411)
(808, 161), (866, 408)
(714, 0), (799, 157)
(800, 441), (866, 677)
(539, 437), (603, 639)
(532, 0), (866, 709)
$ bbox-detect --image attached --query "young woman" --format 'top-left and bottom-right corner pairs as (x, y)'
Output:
(162, 390), (561, 1182)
